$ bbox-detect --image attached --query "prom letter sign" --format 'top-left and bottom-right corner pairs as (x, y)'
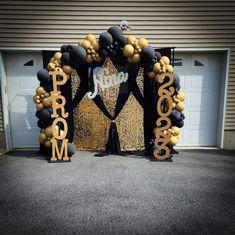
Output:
(49, 68), (69, 162)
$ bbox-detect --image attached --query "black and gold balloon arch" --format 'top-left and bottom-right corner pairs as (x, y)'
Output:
(33, 26), (185, 161)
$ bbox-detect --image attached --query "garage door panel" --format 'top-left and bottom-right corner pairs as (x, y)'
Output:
(175, 53), (221, 146)
(6, 52), (42, 148)
(189, 92), (209, 108)
(191, 75), (209, 90)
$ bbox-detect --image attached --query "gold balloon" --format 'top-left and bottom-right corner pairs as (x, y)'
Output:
(177, 91), (185, 102)
(81, 40), (91, 49)
(36, 87), (45, 96)
(33, 95), (38, 104)
(148, 71), (155, 79)
(127, 35), (137, 45)
(86, 54), (93, 63)
(169, 136), (178, 146)
(54, 52), (62, 61)
(127, 57), (133, 63)
(161, 56), (170, 65)
(42, 97), (52, 108)
(86, 34), (96, 42)
(123, 44), (134, 57)
(95, 56), (102, 62)
(44, 92), (50, 98)
(36, 103), (44, 111)
(91, 40), (100, 51)
(175, 101), (185, 112)
(44, 140), (52, 148)
(39, 132), (47, 144)
(166, 64), (174, 73)
(47, 62), (55, 71)
(62, 65), (73, 74)
(138, 38), (148, 49)
(153, 62), (161, 73)
(132, 53), (140, 63)
(171, 126), (180, 136)
(45, 125), (53, 137)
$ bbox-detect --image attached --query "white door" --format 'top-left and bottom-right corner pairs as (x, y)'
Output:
(174, 53), (222, 146)
(6, 52), (42, 148)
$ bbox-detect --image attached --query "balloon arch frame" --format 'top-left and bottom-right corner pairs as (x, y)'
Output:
(34, 26), (185, 162)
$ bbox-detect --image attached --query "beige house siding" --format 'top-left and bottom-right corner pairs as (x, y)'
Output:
(0, 0), (235, 145)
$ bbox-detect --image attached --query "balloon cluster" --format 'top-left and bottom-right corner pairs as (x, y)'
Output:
(148, 56), (174, 79)
(39, 125), (53, 148)
(34, 51), (77, 154)
(80, 34), (102, 63)
(172, 91), (185, 112)
(33, 87), (51, 111)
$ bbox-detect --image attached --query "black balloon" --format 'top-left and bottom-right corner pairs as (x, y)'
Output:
(71, 46), (86, 64)
(175, 119), (184, 128)
(107, 26), (123, 39)
(141, 46), (155, 63)
(154, 51), (161, 61)
(99, 48), (109, 58)
(169, 109), (181, 122)
(172, 73), (180, 89)
(107, 27), (126, 47)
(37, 69), (50, 84)
(181, 112), (185, 120)
(37, 120), (44, 129)
(66, 45), (74, 53)
(40, 108), (53, 122)
(99, 32), (113, 48)
(61, 52), (71, 65)
(68, 143), (76, 157)
(43, 81), (53, 92)
(61, 44), (68, 53)
(117, 35), (127, 47)
(35, 111), (41, 119)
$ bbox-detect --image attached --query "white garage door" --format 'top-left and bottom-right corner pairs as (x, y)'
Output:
(174, 53), (222, 146)
(6, 52), (42, 148)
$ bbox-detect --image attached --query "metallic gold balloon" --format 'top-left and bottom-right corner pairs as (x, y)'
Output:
(62, 65), (73, 74)
(45, 125), (53, 137)
(166, 64), (174, 73)
(36, 87), (46, 96)
(86, 34), (96, 42)
(175, 101), (185, 112)
(44, 140), (52, 148)
(86, 54), (93, 63)
(161, 56), (170, 65)
(177, 91), (185, 102)
(33, 95), (38, 103)
(123, 44), (134, 57)
(36, 103), (44, 111)
(54, 52), (62, 61)
(148, 71), (155, 79)
(39, 132), (47, 144)
(171, 126), (180, 136)
(127, 35), (137, 45)
(153, 62), (161, 73)
(81, 39), (91, 49)
(42, 97), (52, 108)
(47, 62), (55, 71)
(138, 38), (148, 49)
(169, 136), (178, 146)
(91, 40), (100, 51)
(132, 53), (140, 63)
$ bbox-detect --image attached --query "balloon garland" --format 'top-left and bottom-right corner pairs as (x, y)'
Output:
(33, 26), (185, 161)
